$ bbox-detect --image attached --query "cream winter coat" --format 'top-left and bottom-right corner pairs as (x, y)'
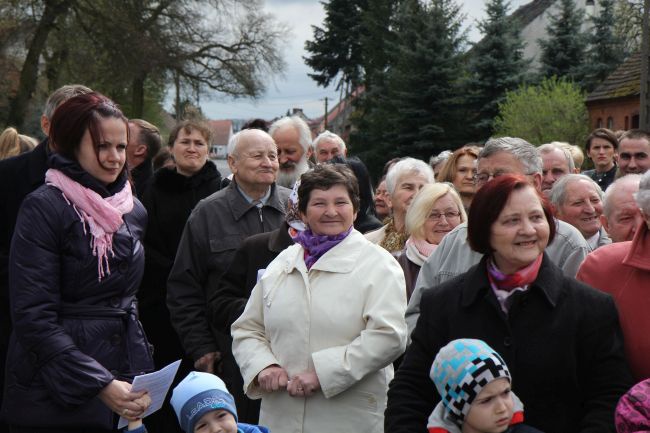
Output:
(231, 229), (407, 433)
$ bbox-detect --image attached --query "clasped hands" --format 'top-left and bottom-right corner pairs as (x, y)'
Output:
(257, 365), (320, 397)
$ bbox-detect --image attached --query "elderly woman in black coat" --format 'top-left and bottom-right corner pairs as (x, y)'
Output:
(2, 93), (153, 432)
(385, 174), (633, 433)
(138, 120), (221, 370)
(137, 120), (221, 433)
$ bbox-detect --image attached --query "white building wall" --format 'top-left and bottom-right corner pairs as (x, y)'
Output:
(520, 0), (602, 70)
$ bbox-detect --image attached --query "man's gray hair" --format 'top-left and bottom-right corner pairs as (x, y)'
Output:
(549, 174), (603, 208)
(43, 84), (93, 120)
(538, 141), (575, 172)
(313, 130), (346, 152)
(268, 116), (312, 153)
(479, 137), (543, 174)
(603, 174), (641, 217)
(385, 157), (435, 195)
(635, 171), (650, 214)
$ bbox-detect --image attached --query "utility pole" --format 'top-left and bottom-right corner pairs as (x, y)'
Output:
(323, 97), (329, 130)
(640, 0), (650, 129)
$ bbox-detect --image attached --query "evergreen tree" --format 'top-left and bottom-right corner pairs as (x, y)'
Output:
(352, 0), (468, 176)
(581, 0), (625, 91)
(538, 0), (587, 83)
(468, 0), (528, 138)
(387, 0), (467, 159)
(304, 0), (364, 91)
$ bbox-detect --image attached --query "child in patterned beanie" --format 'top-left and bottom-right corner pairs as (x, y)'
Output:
(171, 372), (269, 433)
(428, 339), (543, 433)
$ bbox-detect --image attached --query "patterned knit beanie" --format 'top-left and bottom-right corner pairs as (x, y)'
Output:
(615, 379), (650, 433)
(170, 372), (238, 433)
(430, 339), (511, 423)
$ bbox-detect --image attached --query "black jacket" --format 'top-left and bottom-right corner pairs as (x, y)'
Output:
(139, 162), (221, 308)
(206, 221), (293, 424)
(208, 221), (293, 332)
(167, 180), (290, 363)
(138, 161), (221, 433)
(2, 157), (153, 429)
(0, 139), (49, 416)
(131, 158), (154, 199)
(385, 254), (633, 433)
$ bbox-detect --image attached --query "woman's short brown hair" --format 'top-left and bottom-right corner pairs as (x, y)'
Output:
(298, 164), (360, 214)
(585, 128), (618, 151)
(167, 120), (212, 147)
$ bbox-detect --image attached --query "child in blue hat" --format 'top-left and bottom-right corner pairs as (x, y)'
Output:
(428, 339), (543, 433)
(171, 371), (269, 433)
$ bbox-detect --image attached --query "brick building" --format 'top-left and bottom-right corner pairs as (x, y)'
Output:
(585, 52), (640, 131)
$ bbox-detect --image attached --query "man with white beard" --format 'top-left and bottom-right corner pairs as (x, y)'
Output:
(269, 116), (313, 188)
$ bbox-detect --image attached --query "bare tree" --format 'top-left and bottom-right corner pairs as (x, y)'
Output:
(5, 0), (73, 128)
(2, 0), (288, 125)
(615, 0), (644, 55)
(75, 0), (288, 117)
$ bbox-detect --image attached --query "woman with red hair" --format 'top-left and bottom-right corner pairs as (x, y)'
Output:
(2, 93), (153, 432)
(386, 174), (633, 433)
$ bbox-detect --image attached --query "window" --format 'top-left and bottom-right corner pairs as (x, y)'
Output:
(596, 118), (603, 128)
(607, 117), (614, 129)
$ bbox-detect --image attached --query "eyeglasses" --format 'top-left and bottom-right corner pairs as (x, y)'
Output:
(473, 171), (536, 185)
(428, 211), (461, 222)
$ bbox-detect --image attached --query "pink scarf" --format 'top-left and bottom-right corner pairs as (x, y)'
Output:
(45, 168), (133, 281)
(487, 254), (543, 291)
(405, 237), (437, 266)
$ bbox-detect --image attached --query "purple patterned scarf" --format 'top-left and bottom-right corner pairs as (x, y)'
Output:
(291, 227), (353, 269)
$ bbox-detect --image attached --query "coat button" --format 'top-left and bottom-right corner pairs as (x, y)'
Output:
(110, 296), (120, 308)
(503, 337), (512, 347)
(29, 351), (38, 363)
(110, 334), (122, 346)
(118, 262), (129, 273)
(110, 369), (118, 376)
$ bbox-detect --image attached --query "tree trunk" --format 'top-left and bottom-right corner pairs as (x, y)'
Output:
(175, 72), (181, 120)
(131, 74), (145, 119)
(640, 0), (650, 129)
(6, 0), (73, 129)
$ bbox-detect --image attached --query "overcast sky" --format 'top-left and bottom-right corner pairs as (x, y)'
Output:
(192, 0), (530, 121)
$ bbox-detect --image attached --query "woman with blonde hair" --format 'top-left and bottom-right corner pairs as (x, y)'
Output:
(436, 146), (479, 210)
(398, 183), (466, 299)
(0, 127), (37, 160)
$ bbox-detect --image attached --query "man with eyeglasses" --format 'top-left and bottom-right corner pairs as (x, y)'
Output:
(618, 130), (650, 177)
(404, 137), (589, 334)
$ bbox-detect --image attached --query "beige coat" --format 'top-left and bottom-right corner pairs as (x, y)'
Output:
(232, 230), (407, 433)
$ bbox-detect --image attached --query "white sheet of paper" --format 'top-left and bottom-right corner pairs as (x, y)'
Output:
(117, 359), (182, 429)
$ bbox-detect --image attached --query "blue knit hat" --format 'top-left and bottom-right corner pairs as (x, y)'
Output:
(170, 372), (238, 433)
(430, 339), (511, 422)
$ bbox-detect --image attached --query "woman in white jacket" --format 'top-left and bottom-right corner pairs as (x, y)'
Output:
(232, 164), (408, 433)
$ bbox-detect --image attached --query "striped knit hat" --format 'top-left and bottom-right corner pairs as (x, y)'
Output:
(430, 339), (511, 422)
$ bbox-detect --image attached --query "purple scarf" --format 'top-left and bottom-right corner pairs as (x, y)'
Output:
(291, 227), (353, 269)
